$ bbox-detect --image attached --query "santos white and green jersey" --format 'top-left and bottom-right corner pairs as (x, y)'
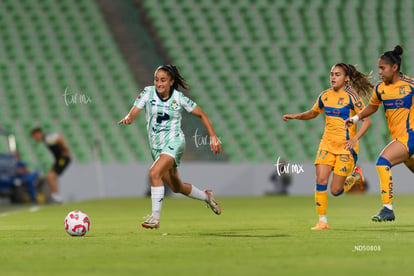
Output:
(134, 86), (197, 150)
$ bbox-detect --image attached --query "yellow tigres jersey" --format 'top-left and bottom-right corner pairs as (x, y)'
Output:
(369, 74), (414, 140)
(312, 86), (365, 154)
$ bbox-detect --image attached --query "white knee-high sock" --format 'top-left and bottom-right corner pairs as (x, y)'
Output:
(188, 185), (208, 201)
(151, 186), (164, 220)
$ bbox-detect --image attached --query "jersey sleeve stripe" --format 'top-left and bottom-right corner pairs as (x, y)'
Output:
(344, 86), (359, 102)
(374, 82), (382, 102)
(400, 74), (414, 85)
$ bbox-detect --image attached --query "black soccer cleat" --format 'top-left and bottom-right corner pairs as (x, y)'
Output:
(372, 207), (395, 222)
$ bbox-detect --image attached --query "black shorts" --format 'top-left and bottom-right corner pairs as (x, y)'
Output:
(52, 156), (71, 175)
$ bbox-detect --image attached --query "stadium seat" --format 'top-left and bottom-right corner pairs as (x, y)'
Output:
(0, 0), (408, 165)
(139, 0), (404, 162)
(0, 0), (152, 168)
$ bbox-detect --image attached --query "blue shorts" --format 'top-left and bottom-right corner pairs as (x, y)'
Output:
(151, 139), (185, 168)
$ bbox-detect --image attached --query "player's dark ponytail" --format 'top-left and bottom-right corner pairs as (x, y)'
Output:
(157, 64), (189, 90)
(335, 63), (373, 101)
(380, 45), (403, 70)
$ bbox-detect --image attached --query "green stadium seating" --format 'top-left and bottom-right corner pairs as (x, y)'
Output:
(141, 0), (403, 162)
(0, 0), (409, 166)
(0, 0), (150, 169)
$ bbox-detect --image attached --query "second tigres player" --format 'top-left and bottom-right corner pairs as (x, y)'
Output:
(283, 63), (373, 230)
(346, 45), (414, 222)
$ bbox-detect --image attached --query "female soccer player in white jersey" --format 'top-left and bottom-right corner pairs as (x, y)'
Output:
(119, 65), (222, 229)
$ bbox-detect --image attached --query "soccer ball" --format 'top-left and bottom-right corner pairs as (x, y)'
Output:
(64, 210), (91, 237)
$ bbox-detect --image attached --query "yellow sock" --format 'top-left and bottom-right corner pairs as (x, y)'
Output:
(377, 165), (393, 205)
(344, 175), (357, 193)
(315, 184), (328, 217)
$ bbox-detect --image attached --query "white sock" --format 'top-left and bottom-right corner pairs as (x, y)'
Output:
(151, 186), (164, 220)
(384, 204), (393, 210)
(188, 185), (208, 201)
(51, 193), (63, 202)
(319, 216), (328, 223)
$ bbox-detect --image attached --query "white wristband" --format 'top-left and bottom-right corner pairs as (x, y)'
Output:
(350, 115), (359, 124)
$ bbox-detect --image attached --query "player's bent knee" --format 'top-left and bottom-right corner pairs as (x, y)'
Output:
(331, 188), (344, 197)
(149, 167), (162, 181)
(376, 156), (392, 167)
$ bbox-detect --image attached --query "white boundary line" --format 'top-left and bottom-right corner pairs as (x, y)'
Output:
(0, 205), (41, 217)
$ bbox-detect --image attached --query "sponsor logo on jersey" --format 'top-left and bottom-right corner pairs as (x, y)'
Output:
(156, 112), (170, 123)
(395, 99), (404, 108)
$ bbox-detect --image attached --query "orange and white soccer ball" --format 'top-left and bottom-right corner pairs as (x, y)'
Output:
(64, 210), (91, 236)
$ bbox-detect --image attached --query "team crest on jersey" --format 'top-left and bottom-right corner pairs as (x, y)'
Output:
(337, 97), (344, 105)
(171, 100), (179, 110)
(399, 86), (406, 95)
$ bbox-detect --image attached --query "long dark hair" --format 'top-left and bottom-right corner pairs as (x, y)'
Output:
(335, 63), (373, 100)
(380, 45), (403, 71)
(156, 64), (189, 90)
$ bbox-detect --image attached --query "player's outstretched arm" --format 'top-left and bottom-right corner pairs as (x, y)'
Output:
(191, 105), (222, 155)
(118, 106), (141, 125)
(283, 110), (319, 121)
(345, 104), (378, 128)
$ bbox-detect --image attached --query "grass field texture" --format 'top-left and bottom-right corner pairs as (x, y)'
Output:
(1, 195), (414, 276)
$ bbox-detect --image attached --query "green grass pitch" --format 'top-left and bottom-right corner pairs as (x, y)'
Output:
(1, 195), (414, 276)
